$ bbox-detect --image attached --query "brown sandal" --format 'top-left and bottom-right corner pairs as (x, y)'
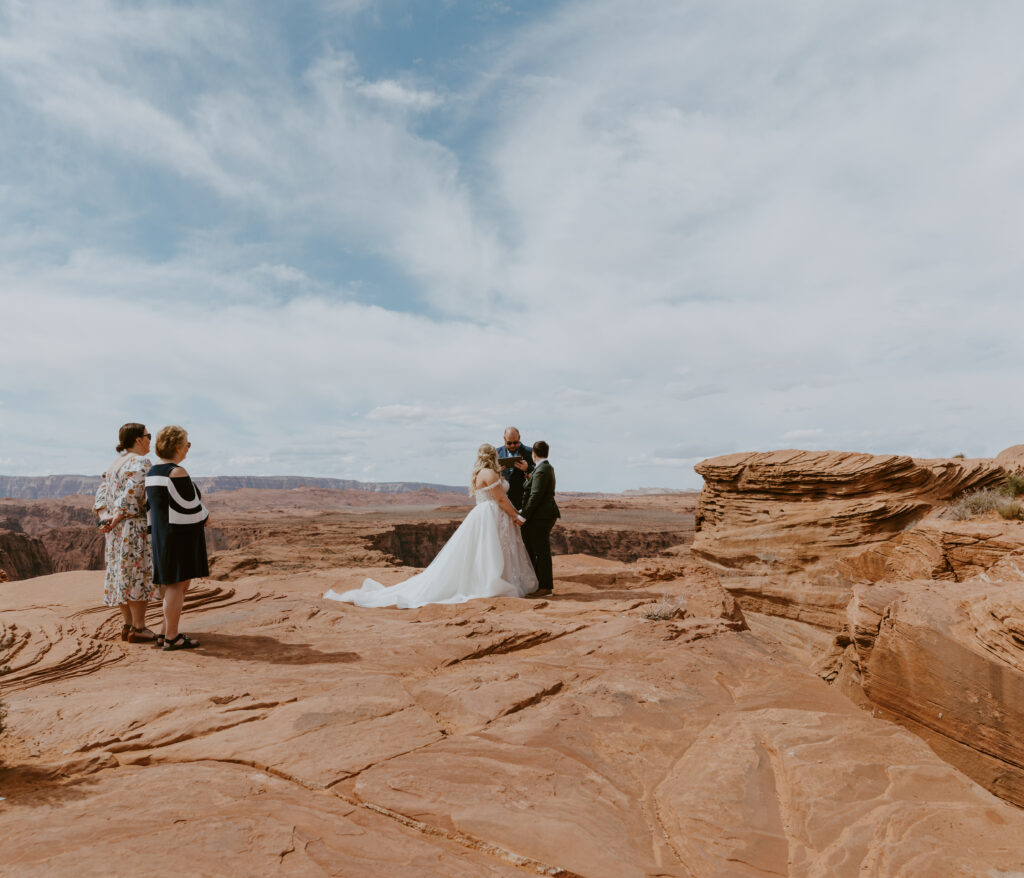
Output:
(127, 626), (158, 643)
(120, 623), (132, 641)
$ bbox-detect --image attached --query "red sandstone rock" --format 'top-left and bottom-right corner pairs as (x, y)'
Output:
(823, 578), (1024, 808)
(6, 487), (1024, 874)
(3, 558), (1024, 875)
(689, 447), (1024, 813)
(996, 443), (1024, 473)
(0, 530), (52, 580)
(692, 450), (1004, 626)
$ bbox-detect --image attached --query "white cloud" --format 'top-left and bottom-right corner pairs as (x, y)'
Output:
(356, 78), (443, 111)
(367, 405), (432, 421)
(3, 1), (1024, 492)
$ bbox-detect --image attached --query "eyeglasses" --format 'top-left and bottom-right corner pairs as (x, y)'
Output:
(506, 440), (520, 447)
(142, 433), (151, 439)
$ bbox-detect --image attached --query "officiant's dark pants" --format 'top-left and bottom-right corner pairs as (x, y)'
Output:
(523, 516), (557, 591)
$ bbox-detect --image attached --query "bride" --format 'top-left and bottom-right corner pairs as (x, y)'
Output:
(324, 444), (539, 608)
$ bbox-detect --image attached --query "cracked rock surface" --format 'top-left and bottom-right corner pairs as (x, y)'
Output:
(3, 497), (1024, 875)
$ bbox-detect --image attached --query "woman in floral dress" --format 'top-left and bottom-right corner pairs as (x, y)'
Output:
(94, 423), (160, 643)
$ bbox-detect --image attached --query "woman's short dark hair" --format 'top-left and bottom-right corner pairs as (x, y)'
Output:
(116, 423), (147, 453)
(533, 440), (549, 458)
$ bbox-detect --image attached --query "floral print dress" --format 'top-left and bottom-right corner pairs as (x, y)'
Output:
(94, 454), (157, 605)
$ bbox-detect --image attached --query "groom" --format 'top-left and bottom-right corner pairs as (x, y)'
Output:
(520, 440), (560, 598)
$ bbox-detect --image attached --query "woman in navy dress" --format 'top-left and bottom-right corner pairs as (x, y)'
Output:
(146, 425), (209, 651)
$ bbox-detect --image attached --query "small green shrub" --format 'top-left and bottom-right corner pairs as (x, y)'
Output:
(1005, 472), (1024, 498)
(953, 452), (967, 459)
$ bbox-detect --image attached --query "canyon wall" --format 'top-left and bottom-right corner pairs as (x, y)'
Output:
(0, 474), (465, 500)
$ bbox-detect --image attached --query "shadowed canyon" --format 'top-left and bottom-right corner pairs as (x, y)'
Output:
(3, 454), (1024, 876)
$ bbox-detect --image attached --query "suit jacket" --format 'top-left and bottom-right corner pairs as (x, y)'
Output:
(521, 460), (560, 522)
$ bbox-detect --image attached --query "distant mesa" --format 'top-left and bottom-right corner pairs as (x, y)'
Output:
(0, 474), (465, 500)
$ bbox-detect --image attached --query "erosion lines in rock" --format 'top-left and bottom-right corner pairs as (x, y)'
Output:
(1, 619), (124, 693)
(445, 626), (584, 667)
(358, 800), (587, 877)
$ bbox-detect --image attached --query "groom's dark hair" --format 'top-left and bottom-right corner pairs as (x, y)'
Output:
(533, 440), (549, 458)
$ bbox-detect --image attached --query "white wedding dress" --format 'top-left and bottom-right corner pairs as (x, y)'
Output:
(323, 479), (538, 608)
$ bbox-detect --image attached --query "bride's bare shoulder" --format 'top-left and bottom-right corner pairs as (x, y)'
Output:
(475, 468), (500, 488)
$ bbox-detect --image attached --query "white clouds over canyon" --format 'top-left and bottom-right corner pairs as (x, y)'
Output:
(1, 0), (1022, 489)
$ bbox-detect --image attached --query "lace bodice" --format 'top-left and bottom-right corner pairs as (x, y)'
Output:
(474, 478), (509, 505)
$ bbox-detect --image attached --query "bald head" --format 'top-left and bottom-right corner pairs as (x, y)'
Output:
(503, 426), (520, 442)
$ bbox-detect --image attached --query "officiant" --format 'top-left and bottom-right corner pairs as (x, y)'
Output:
(498, 426), (534, 509)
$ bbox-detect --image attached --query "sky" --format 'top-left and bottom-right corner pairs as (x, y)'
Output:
(2, 0), (1023, 492)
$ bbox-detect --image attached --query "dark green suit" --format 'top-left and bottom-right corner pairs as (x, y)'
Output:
(521, 459), (560, 592)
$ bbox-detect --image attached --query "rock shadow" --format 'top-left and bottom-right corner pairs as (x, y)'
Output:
(0, 764), (98, 808)
(194, 632), (359, 665)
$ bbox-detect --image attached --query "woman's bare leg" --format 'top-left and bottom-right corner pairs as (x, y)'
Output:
(162, 579), (191, 640)
(128, 600), (149, 630)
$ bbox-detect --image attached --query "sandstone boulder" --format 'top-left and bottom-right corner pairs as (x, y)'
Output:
(692, 450), (1003, 627)
(996, 443), (1024, 473)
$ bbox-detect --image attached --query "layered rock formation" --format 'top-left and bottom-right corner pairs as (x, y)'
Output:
(823, 578), (1024, 807)
(4, 556), (1024, 876)
(693, 446), (1024, 811)
(692, 450), (1003, 626)
(8, 479), (1024, 873)
(0, 530), (51, 581)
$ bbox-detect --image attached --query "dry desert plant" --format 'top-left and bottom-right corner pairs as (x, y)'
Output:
(997, 499), (1024, 521)
(947, 487), (1005, 520)
(948, 479), (1024, 520)
(643, 595), (687, 621)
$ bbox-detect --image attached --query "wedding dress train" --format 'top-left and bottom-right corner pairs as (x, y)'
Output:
(323, 480), (538, 608)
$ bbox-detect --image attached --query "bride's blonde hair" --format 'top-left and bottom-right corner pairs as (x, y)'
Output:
(470, 443), (501, 493)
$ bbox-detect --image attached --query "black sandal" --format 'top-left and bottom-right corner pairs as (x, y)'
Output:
(162, 633), (200, 651)
(153, 633), (165, 648)
(127, 626), (158, 643)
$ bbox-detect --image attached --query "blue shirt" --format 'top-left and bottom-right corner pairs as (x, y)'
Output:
(498, 443), (534, 477)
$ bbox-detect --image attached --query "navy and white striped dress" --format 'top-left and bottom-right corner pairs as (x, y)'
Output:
(145, 462), (210, 585)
